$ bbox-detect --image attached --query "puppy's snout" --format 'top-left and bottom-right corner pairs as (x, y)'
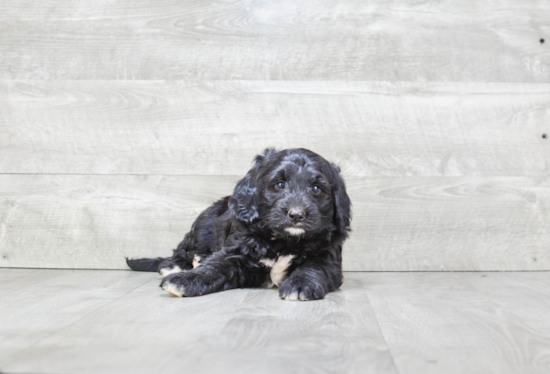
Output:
(288, 207), (306, 222)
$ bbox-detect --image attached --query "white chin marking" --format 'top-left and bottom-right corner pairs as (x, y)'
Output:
(285, 227), (305, 236)
(159, 266), (183, 277)
(192, 255), (202, 269)
(162, 281), (185, 297)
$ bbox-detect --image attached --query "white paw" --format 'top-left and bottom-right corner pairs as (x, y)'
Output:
(283, 291), (311, 301)
(162, 280), (186, 297)
(159, 266), (183, 277)
(284, 291), (299, 301)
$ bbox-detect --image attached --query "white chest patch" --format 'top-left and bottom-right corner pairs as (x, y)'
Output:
(261, 255), (295, 287)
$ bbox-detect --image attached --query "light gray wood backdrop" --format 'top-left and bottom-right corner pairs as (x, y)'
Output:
(1, 0), (549, 81)
(0, 0), (549, 270)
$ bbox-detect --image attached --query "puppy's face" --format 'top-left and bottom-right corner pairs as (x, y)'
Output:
(260, 154), (335, 238)
(229, 148), (351, 240)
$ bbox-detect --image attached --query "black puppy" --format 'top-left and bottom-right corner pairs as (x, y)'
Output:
(127, 148), (351, 301)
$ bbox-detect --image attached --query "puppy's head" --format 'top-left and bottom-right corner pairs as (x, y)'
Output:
(229, 148), (351, 239)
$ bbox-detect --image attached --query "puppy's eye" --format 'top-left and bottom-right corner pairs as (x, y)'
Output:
(311, 185), (321, 194)
(275, 182), (286, 190)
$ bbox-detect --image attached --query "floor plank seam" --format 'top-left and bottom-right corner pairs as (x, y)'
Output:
(363, 287), (403, 374)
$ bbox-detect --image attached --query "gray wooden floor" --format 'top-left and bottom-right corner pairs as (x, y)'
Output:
(1, 269), (549, 374)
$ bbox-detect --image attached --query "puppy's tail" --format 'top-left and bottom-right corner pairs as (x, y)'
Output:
(125, 257), (166, 272)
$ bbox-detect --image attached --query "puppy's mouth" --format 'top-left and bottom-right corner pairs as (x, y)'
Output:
(284, 224), (306, 237)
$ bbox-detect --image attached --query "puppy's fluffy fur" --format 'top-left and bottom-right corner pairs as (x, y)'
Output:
(127, 148), (351, 301)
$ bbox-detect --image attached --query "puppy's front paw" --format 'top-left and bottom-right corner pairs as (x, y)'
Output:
(160, 273), (187, 297)
(279, 278), (326, 301)
(160, 272), (207, 297)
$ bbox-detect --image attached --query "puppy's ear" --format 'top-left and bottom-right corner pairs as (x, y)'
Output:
(229, 149), (275, 223)
(329, 164), (352, 235)
(229, 172), (260, 223)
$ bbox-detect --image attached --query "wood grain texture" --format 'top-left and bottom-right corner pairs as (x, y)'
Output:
(0, 0), (548, 81)
(1, 80), (549, 176)
(1, 174), (548, 271)
(0, 270), (397, 374)
(3, 270), (550, 374)
(0, 269), (154, 368)
(366, 272), (550, 374)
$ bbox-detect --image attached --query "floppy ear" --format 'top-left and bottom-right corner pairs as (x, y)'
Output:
(229, 148), (276, 223)
(329, 164), (352, 235)
(228, 172), (260, 223)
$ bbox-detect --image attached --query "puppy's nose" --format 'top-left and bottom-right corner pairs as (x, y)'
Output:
(288, 207), (306, 222)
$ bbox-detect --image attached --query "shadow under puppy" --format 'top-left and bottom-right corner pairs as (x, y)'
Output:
(127, 148), (351, 301)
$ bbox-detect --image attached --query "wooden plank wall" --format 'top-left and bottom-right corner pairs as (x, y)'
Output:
(0, 0), (549, 271)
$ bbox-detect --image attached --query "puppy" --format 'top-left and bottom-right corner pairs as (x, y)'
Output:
(126, 148), (351, 301)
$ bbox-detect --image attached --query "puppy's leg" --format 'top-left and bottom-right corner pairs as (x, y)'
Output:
(158, 256), (193, 277)
(158, 252), (207, 277)
(279, 248), (343, 301)
(159, 251), (251, 297)
(159, 197), (229, 277)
